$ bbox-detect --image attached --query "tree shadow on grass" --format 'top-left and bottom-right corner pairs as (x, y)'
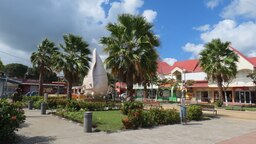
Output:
(16, 135), (56, 144)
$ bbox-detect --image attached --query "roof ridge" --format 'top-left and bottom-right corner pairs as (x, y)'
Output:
(229, 46), (255, 66)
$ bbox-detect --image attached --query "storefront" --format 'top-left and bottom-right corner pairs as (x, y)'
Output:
(235, 91), (256, 104)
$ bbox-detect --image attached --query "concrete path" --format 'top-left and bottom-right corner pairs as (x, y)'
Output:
(217, 131), (256, 144)
(216, 109), (256, 120)
(17, 109), (256, 144)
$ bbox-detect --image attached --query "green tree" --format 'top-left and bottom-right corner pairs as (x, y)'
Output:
(247, 70), (256, 85)
(25, 67), (58, 82)
(0, 59), (4, 71)
(53, 34), (91, 99)
(31, 38), (58, 96)
(101, 14), (160, 100)
(199, 39), (238, 102)
(4, 63), (28, 78)
(138, 48), (159, 99)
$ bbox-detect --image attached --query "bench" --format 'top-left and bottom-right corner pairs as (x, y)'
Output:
(143, 99), (161, 109)
(201, 105), (217, 116)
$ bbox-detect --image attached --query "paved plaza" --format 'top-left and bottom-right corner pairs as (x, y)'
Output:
(17, 109), (256, 144)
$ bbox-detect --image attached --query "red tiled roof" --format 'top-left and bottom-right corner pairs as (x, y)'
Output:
(157, 61), (172, 74)
(229, 46), (256, 67)
(248, 57), (256, 67)
(160, 46), (255, 74)
(170, 59), (202, 72)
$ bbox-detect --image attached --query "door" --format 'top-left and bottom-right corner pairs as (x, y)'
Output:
(240, 91), (245, 103)
(245, 91), (250, 104)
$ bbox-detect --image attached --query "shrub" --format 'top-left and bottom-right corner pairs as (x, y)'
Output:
(33, 99), (45, 109)
(214, 99), (223, 107)
(123, 108), (180, 129)
(149, 108), (167, 125)
(187, 105), (203, 121)
(121, 101), (143, 115)
(149, 108), (180, 125)
(0, 100), (26, 142)
(125, 109), (143, 129)
(165, 109), (180, 124)
(22, 96), (43, 108)
(122, 117), (133, 129)
(47, 98), (68, 109)
(141, 111), (155, 128)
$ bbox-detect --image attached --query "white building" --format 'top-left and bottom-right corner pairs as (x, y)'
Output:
(134, 46), (256, 104)
(168, 46), (256, 104)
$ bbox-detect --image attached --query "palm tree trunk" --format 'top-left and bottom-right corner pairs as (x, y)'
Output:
(38, 68), (44, 96)
(67, 81), (72, 100)
(66, 73), (73, 100)
(143, 82), (148, 99)
(217, 76), (224, 102)
(126, 68), (134, 101)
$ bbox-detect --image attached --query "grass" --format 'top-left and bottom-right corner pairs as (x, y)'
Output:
(225, 105), (256, 111)
(55, 110), (125, 132)
(93, 111), (126, 132)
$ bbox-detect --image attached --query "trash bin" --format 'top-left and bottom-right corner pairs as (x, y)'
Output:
(28, 100), (33, 110)
(84, 112), (92, 132)
(41, 102), (47, 115)
(180, 105), (187, 124)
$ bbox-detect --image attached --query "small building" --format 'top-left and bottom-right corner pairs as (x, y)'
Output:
(0, 72), (22, 98)
(20, 79), (66, 94)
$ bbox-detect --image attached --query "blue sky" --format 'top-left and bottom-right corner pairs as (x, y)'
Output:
(0, 0), (256, 66)
(144, 0), (228, 60)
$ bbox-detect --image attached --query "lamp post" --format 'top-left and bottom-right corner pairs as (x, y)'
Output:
(56, 72), (64, 97)
(180, 69), (186, 125)
(0, 72), (8, 97)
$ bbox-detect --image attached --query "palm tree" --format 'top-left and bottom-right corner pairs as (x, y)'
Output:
(199, 39), (238, 102)
(53, 34), (91, 99)
(136, 47), (158, 99)
(101, 14), (159, 101)
(31, 38), (58, 96)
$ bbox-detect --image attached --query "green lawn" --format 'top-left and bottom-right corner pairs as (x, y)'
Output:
(93, 111), (126, 132)
(56, 110), (126, 132)
(225, 106), (256, 111)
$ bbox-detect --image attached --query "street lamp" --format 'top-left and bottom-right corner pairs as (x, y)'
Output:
(180, 69), (186, 125)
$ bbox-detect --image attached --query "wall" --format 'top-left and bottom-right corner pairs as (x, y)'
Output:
(185, 72), (207, 81)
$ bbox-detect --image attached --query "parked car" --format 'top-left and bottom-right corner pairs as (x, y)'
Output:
(25, 91), (38, 96)
(120, 93), (127, 101)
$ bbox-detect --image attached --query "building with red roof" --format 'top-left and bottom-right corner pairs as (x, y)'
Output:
(134, 46), (256, 105)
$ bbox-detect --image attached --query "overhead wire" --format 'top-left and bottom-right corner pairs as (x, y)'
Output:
(0, 50), (30, 62)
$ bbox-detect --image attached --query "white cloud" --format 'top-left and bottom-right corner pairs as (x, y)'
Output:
(248, 50), (256, 57)
(78, 0), (107, 22)
(201, 19), (256, 55)
(193, 24), (211, 32)
(206, 0), (222, 9)
(221, 0), (256, 19)
(107, 0), (144, 22)
(142, 10), (157, 23)
(184, 19), (256, 58)
(0, 41), (31, 66)
(182, 43), (204, 59)
(162, 58), (177, 66)
(0, 0), (158, 66)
